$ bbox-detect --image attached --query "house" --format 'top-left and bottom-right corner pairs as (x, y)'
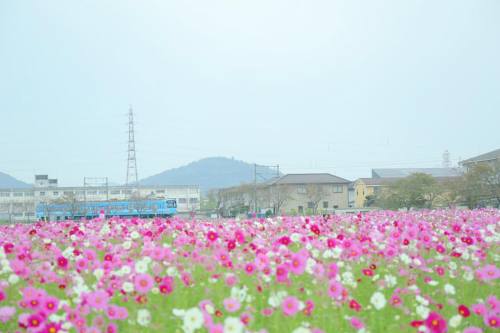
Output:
(354, 178), (399, 208)
(219, 173), (351, 216)
(355, 167), (462, 208)
(459, 148), (500, 172)
(268, 173), (351, 214)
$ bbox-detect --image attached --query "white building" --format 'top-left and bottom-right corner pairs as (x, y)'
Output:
(0, 175), (200, 222)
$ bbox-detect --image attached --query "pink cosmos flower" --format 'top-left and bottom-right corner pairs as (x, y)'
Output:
(223, 297), (241, 313)
(282, 296), (300, 316)
(86, 290), (109, 310)
(261, 308), (274, 316)
(245, 262), (257, 275)
(350, 316), (365, 330)
(276, 264), (289, 283)
(484, 313), (499, 328)
(106, 323), (118, 333)
(471, 303), (488, 316)
(208, 323), (224, 333)
(425, 311), (447, 333)
(290, 252), (307, 275)
(476, 264), (499, 281)
(43, 322), (62, 333)
(207, 231), (218, 242)
(27, 313), (43, 328)
(134, 273), (154, 294)
(0, 306), (16, 323)
(56, 256), (68, 269)
(463, 327), (482, 333)
(42, 296), (59, 315)
(225, 274), (238, 287)
(328, 281), (344, 300)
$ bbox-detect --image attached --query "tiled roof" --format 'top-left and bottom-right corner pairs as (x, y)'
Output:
(460, 148), (500, 165)
(272, 173), (351, 185)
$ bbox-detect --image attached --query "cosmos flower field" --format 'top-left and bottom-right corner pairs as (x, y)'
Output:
(0, 210), (498, 333)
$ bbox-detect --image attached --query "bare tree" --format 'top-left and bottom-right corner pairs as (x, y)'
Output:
(56, 193), (80, 219)
(305, 184), (326, 215)
(268, 184), (293, 215)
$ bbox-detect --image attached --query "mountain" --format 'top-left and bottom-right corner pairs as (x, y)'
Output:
(141, 157), (281, 192)
(0, 171), (31, 188)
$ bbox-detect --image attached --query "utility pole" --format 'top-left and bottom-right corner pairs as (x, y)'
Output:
(253, 164), (280, 215)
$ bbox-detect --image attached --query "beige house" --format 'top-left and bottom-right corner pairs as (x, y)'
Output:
(460, 148), (500, 172)
(219, 173), (351, 216)
(354, 178), (398, 208)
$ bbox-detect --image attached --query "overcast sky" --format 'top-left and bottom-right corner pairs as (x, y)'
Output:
(1, 0), (499, 186)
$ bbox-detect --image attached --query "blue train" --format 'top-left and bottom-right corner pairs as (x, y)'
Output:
(36, 199), (177, 221)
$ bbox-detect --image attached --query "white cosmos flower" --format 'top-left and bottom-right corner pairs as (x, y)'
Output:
(122, 240), (132, 250)
(449, 315), (462, 328)
(130, 231), (140, 239)
(135, 260), (148, 274)
(416, 295), (429, 306)
(416, 305), (430, 319)
(61, 322), (73, 330)
(463, 271), (474, 281)
(183, 308), (203, 332)
(137, 309), (151, 327)
(384, 275), (397, 288)
(8, 274), (19, 285)
(172, 309), (186, 317)
(93, 269), (104, 280)
(444, 284), (455, 295)
(224, 317), (244, 333)
(370, 292), (387, 310)
(122, 282), (134, 293)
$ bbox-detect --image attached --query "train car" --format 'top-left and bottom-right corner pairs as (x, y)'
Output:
(36, 199), (177, 221)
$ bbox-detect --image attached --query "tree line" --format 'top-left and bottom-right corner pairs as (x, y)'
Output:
(371, 162), (500, 210)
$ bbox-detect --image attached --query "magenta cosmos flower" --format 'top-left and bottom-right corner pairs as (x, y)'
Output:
(425, 311), (448, 333)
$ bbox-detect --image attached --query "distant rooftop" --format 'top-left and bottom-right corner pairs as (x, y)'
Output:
(460, 148), (500, 165)
(271, 173), (351, 185)
(357, 177), (400, 186)
(372, 168), (461, 178)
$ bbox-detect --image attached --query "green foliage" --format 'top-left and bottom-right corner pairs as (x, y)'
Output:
(376, 173), (441, 210)
(448, 162), (500, 208)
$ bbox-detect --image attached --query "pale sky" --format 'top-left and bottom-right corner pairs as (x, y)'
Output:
(1, 0), (499, 186)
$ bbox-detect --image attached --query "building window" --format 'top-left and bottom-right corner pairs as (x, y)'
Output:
(189, 198), (198, 204)
(323, 201), (328, 209)
(63, 191), (74, 195)
(333, 205), (339, 209)
(178, 198), (187, 204)
(87, 191), (97, 195)
(110, 190), (120, 195)
(53, 191), (59, 196)
(297, 185), (306, 194)
(25, 192), (34, 197)
(0, 192), (10, 197)
(307, 202), (315, 209)
(13, 192), (23, 197)
(298, 206), (304, 214)
(39, 192), (45, 196)
(333, 185), (343, 193)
